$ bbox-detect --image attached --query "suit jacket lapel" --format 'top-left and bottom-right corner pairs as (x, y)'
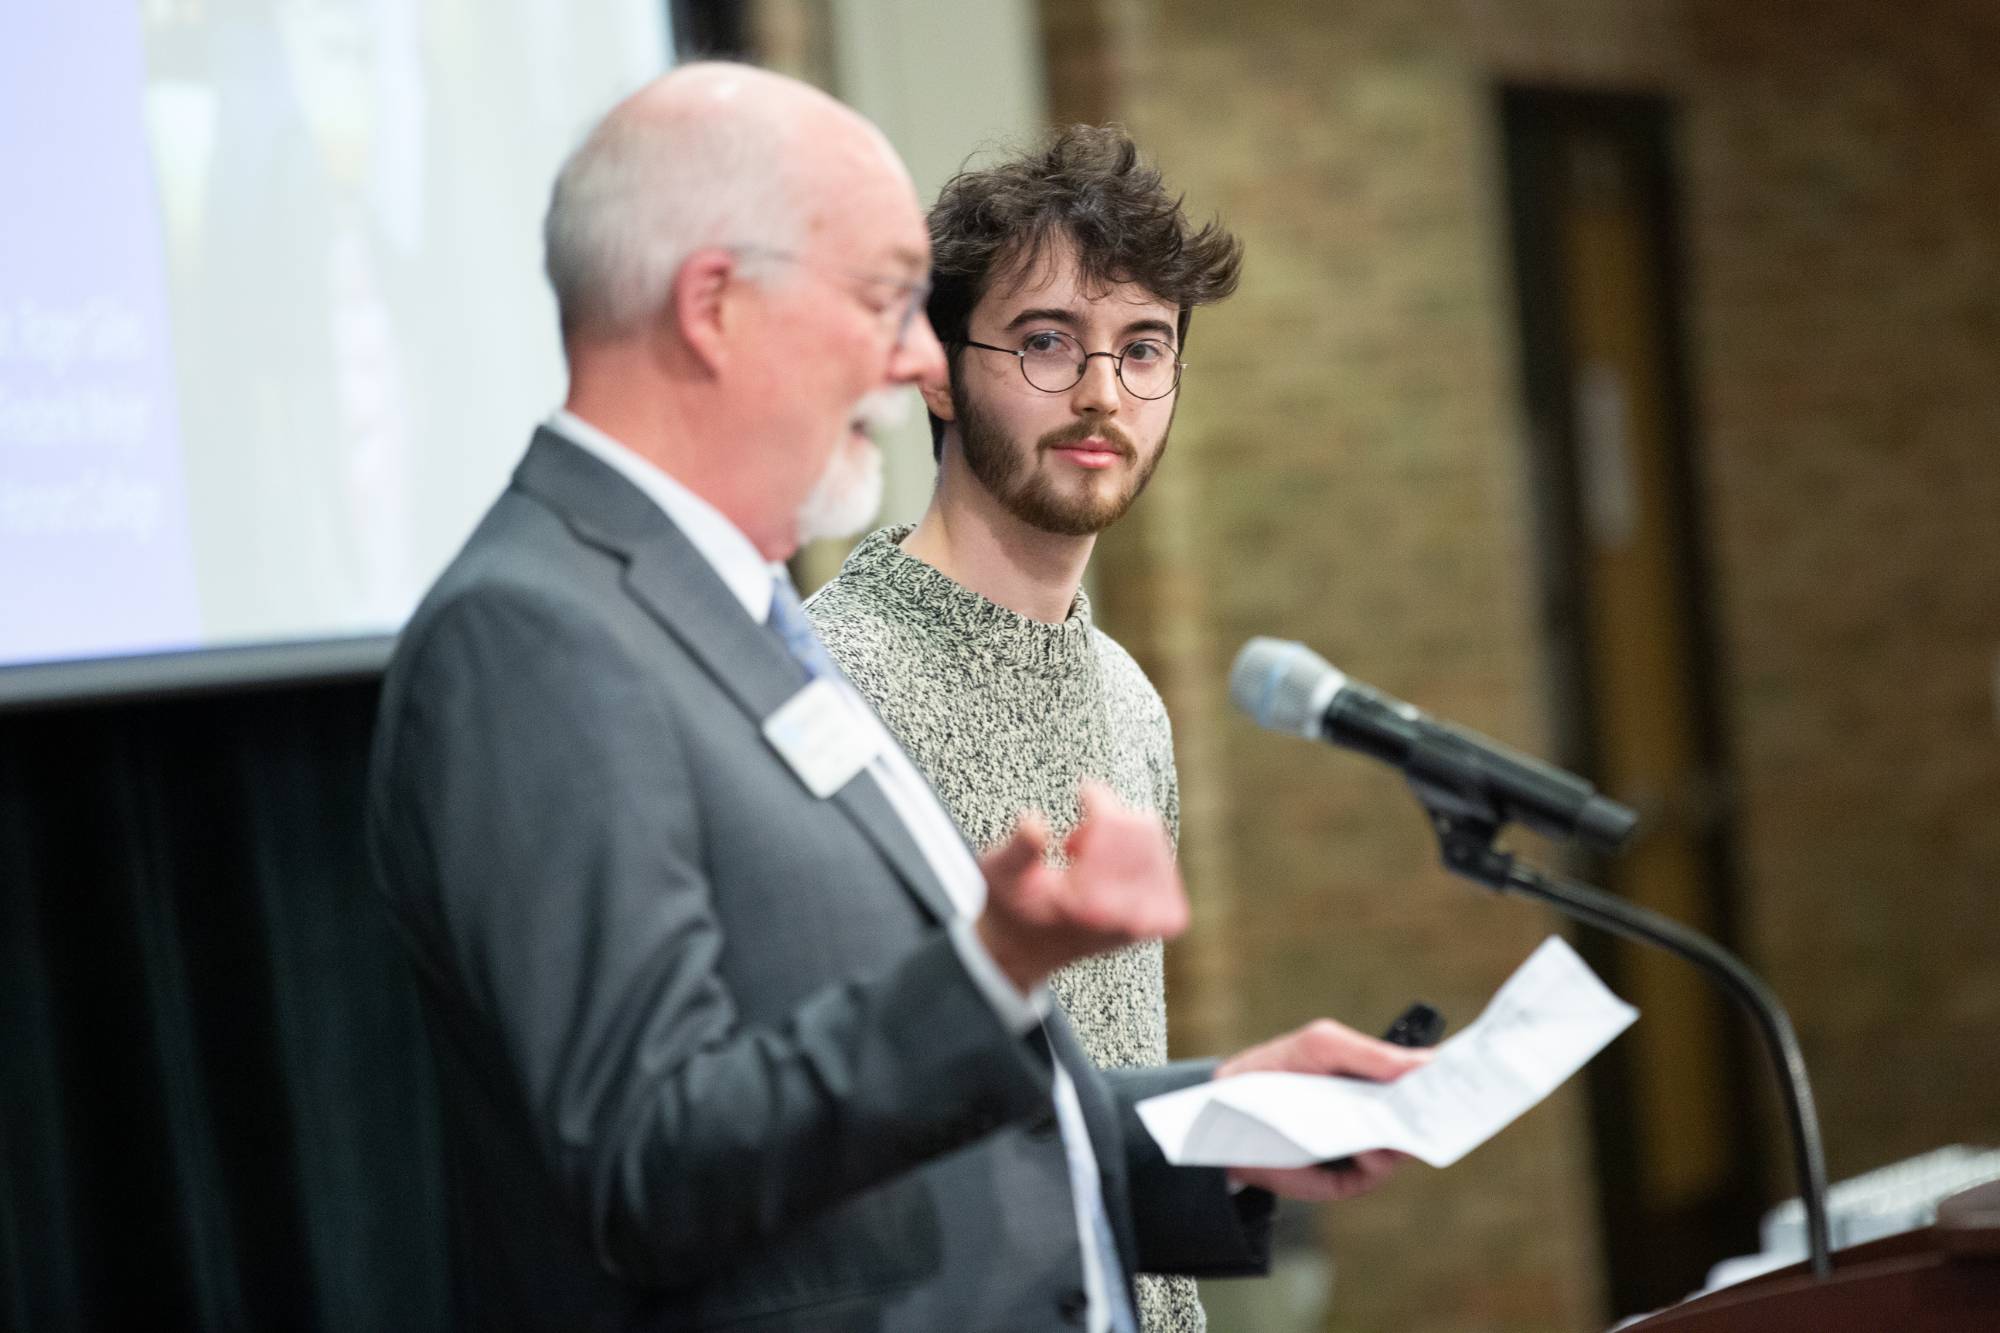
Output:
(511, 430), (959, 926)
(821, 768), (959, 926)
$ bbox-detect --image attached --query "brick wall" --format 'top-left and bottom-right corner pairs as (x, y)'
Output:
(1048, 0), (2000, 1329)
(1679, 0), (2000, 1175)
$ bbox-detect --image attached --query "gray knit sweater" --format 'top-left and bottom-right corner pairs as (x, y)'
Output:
(805, 524), (1204, 1333)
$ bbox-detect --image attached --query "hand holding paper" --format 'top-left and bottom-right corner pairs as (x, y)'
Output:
(1208, 1014), (1434, 1201)
(1140, 936), (1637, 1171)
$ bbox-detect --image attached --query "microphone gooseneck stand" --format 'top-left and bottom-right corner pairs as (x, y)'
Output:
(1401, 745), (1834, 1281)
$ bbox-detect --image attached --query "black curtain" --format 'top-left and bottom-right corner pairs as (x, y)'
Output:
(0, 678), (448, 1331)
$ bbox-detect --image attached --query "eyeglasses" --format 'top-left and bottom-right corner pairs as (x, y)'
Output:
(730, 245), (931, 347)
(959, 330), (1184, 400)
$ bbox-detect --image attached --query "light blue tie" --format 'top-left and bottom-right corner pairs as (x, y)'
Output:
(767, 575), (843, 682)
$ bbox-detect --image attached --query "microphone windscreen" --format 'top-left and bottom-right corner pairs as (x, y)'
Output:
(1229, 638), (1346, 737)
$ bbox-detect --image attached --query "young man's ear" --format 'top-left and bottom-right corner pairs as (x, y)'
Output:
(918, 375), (957, 423)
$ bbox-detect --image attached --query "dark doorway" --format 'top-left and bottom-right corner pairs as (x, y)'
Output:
(1499, 86), (1765, 1315)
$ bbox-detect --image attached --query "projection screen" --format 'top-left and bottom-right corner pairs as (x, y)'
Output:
(0, 0), (675, 705)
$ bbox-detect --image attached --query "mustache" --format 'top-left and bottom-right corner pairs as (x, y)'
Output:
(1039, 418), (1138, 460)
(851, 387), (917, 436)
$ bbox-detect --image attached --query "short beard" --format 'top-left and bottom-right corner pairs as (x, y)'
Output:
(953, 377), (1168, 538)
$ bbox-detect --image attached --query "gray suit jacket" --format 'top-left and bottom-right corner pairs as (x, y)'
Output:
(365, 430), (1270, 1331)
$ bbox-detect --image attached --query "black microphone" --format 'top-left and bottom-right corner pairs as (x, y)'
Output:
(1229, 638), (1637, 854)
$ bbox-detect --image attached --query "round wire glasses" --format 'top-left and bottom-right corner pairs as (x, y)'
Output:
(959, 330), (1183, 400)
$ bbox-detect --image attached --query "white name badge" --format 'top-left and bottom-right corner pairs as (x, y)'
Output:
(762, 678), (884, 798)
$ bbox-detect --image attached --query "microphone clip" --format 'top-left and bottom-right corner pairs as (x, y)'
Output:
(1400, 729), (1522, 892)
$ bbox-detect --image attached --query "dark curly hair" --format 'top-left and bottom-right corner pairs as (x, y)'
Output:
(924, 125), (1242, 457)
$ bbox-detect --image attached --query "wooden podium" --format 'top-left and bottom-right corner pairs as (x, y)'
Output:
(1617, 1181), (2000, 1331)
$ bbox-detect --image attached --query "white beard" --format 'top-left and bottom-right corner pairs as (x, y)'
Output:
(795, 388), (907, 544)
(795, 433), (884, 544)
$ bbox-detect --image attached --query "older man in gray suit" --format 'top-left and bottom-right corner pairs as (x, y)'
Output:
(366, 63), (1422, 1332)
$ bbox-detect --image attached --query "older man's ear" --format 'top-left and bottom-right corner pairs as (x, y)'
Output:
(666, 248), (741, 374)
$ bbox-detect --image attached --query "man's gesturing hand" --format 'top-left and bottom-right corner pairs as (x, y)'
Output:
(1216, 1019), (1431, 1203)
(976, 782), (1189, 993)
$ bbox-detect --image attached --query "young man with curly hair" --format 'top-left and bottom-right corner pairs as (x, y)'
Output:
(807, 126), (1242, 1333)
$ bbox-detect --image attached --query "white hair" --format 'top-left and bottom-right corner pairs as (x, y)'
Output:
(543, 84), (807, 340)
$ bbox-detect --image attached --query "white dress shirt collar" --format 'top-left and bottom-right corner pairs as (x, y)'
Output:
(546, 408), (783, 622)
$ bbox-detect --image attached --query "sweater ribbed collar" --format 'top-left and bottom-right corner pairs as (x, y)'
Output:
(833, 524), (1096, 677)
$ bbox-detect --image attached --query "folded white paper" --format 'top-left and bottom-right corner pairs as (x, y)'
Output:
(1138, 935), (1637, 1169)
